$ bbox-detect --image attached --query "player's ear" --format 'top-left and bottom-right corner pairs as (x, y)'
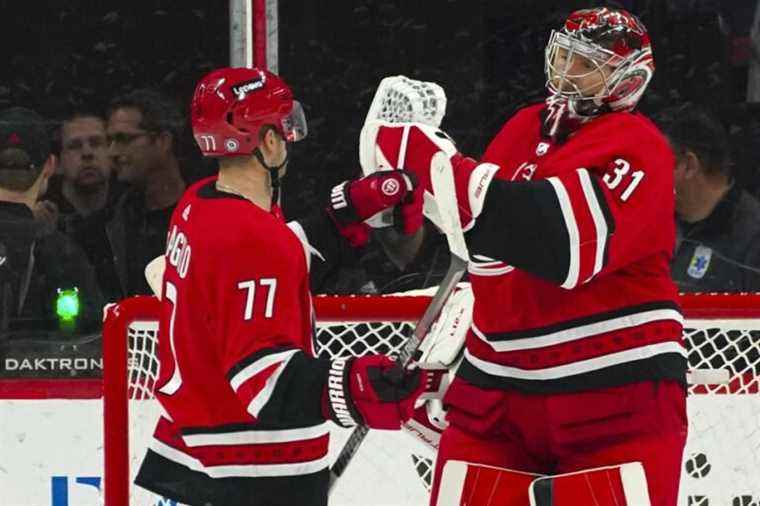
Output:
(682, 150), (701, 179)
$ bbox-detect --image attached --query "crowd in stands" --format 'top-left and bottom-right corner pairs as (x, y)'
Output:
(1, 0), (760, 370)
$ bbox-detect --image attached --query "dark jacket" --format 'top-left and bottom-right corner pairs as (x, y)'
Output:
(672, 185), (760, 292)
(77, 188), (175, 300)
(0, 201), (104, 335)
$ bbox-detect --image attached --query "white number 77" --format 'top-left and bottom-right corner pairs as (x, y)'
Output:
(238, 278), (278, 320)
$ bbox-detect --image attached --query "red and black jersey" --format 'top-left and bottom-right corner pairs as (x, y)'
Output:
(457, 104), (685, 393)
(136, 177), (335, 505)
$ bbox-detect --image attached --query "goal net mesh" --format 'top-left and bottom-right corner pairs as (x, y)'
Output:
(105, 293), (760, 506)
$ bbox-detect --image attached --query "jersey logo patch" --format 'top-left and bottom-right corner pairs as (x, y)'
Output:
(535, 142), (550, 156)
(687, 245), (712, 279)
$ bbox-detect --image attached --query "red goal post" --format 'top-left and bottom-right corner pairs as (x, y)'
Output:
(102, 292), (760, 506)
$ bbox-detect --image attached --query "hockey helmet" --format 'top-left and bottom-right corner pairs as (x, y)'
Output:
(545, 7), (654, 115)
(191, 67), (307, 157)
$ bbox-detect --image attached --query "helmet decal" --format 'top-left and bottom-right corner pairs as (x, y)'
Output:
(544, 7), (654, 118)
(191, 67), (307, 158)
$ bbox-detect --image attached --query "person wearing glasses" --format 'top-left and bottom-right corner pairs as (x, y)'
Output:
(96, 89), (187, 298)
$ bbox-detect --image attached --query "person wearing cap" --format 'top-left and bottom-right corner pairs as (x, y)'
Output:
(0, 107), (104, 336)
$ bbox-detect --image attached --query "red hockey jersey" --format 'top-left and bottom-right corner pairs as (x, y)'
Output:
(137, 177), (333, 498)
(457, 104), (685, 393)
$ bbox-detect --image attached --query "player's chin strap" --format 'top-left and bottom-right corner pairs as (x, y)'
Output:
(252, 147), (289, 207)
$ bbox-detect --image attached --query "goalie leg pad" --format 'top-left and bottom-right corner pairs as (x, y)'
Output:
(529, 463), (651, 506)
(436, 460), (540, 506)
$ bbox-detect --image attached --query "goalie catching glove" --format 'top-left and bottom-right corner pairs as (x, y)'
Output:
(322, 355), (442, 430)
(366, 121), (499, 233)
(327, 170), (416, 247)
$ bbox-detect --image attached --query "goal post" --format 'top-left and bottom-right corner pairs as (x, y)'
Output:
(102, 292), (760, 506)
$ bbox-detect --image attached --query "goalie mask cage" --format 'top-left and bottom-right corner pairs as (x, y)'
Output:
(102, 293), (760, 506)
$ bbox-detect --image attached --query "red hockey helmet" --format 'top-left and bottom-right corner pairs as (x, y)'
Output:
(191, 67), (307, 157)
(545, 7), (654, 115)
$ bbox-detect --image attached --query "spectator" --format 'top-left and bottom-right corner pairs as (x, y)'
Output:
(662, 104), (760, 291)
(42, 110), (125, 301)
(94, 89), (186, 298)
(0, 107), (104, 335)
(45, 111), (117, 224)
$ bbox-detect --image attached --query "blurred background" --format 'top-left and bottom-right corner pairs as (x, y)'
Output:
(1, 0), (760, 378)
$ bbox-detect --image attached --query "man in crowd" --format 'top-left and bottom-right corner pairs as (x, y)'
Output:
(96, 89), (187, 298)
(46, 110), (116, 223)
(663, 104), (760, 291)
(0, 107), (103, 335)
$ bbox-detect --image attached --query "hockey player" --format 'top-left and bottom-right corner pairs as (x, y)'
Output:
(362, 8), (686, 506)
(134, 67), (436, 506)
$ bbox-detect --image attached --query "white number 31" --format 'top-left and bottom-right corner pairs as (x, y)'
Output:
(602, 158), (645, 202)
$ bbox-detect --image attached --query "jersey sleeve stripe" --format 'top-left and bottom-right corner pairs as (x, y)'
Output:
(229, 348), (299, 391)
(546, 176), (580, 289)
(245, 352), (299, 418)
(577, 169), (610, 280)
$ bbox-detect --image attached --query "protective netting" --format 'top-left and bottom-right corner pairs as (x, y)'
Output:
(116, 298), (760, 506)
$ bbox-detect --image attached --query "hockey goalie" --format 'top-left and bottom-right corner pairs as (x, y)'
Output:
(362, 7), (686, 506)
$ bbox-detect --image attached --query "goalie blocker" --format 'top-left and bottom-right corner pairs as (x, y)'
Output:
(436, 461), (651, 506)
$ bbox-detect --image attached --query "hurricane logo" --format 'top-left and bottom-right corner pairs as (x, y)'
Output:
(225, 138), (240, 152)
(381, 178), (400, 196)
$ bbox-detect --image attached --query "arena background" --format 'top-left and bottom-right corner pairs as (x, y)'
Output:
(2, 0), (759, 294)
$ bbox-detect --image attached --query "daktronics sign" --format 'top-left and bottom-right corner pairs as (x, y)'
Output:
(51, 476), (176, 506)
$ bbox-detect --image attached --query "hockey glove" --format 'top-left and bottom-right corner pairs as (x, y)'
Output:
(326, 170), (416, 247)
(322, 355), (436, 430)
(370, 122), (499, 233)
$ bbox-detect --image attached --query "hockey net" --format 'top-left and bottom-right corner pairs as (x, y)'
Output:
(102, 293), (760, 506)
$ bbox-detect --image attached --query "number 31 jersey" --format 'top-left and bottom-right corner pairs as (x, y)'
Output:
(457, 104), (685, 394)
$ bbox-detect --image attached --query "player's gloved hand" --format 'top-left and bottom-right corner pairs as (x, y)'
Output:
(371, 122), (499, 232)
(323, 355), (437, 430)
(326, 170), (416, 247)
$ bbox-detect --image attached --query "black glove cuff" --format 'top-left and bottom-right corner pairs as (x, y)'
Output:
(325, 357), (363, 427)
(328, 181), (362, 225)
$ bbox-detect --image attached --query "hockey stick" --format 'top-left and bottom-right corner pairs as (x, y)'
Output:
(329, 152), (469, 492)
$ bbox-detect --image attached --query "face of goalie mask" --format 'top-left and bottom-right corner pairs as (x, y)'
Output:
(542, 7), (655, 140)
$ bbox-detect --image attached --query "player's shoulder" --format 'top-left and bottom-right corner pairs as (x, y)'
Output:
(177, 178), (281, 243)
(508, 102), (545, 127)
(591, 110), (671, 152)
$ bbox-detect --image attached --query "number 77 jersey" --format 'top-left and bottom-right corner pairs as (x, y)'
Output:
(457, 104), (685, 393)
(135, 177), (331, 502)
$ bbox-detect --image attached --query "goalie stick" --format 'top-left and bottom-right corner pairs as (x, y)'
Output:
(329, 152), (469, 492)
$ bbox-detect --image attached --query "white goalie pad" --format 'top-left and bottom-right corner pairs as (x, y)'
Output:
(416, 284), (473, 370)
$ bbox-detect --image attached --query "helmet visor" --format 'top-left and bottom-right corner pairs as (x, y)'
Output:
(281, 101), (308, 142)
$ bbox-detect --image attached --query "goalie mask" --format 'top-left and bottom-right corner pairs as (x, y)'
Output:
(544, 8), (654, 118)
(191, 67), (307, 157)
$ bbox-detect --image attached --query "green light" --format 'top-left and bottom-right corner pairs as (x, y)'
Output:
(56, 288), (80, 321)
